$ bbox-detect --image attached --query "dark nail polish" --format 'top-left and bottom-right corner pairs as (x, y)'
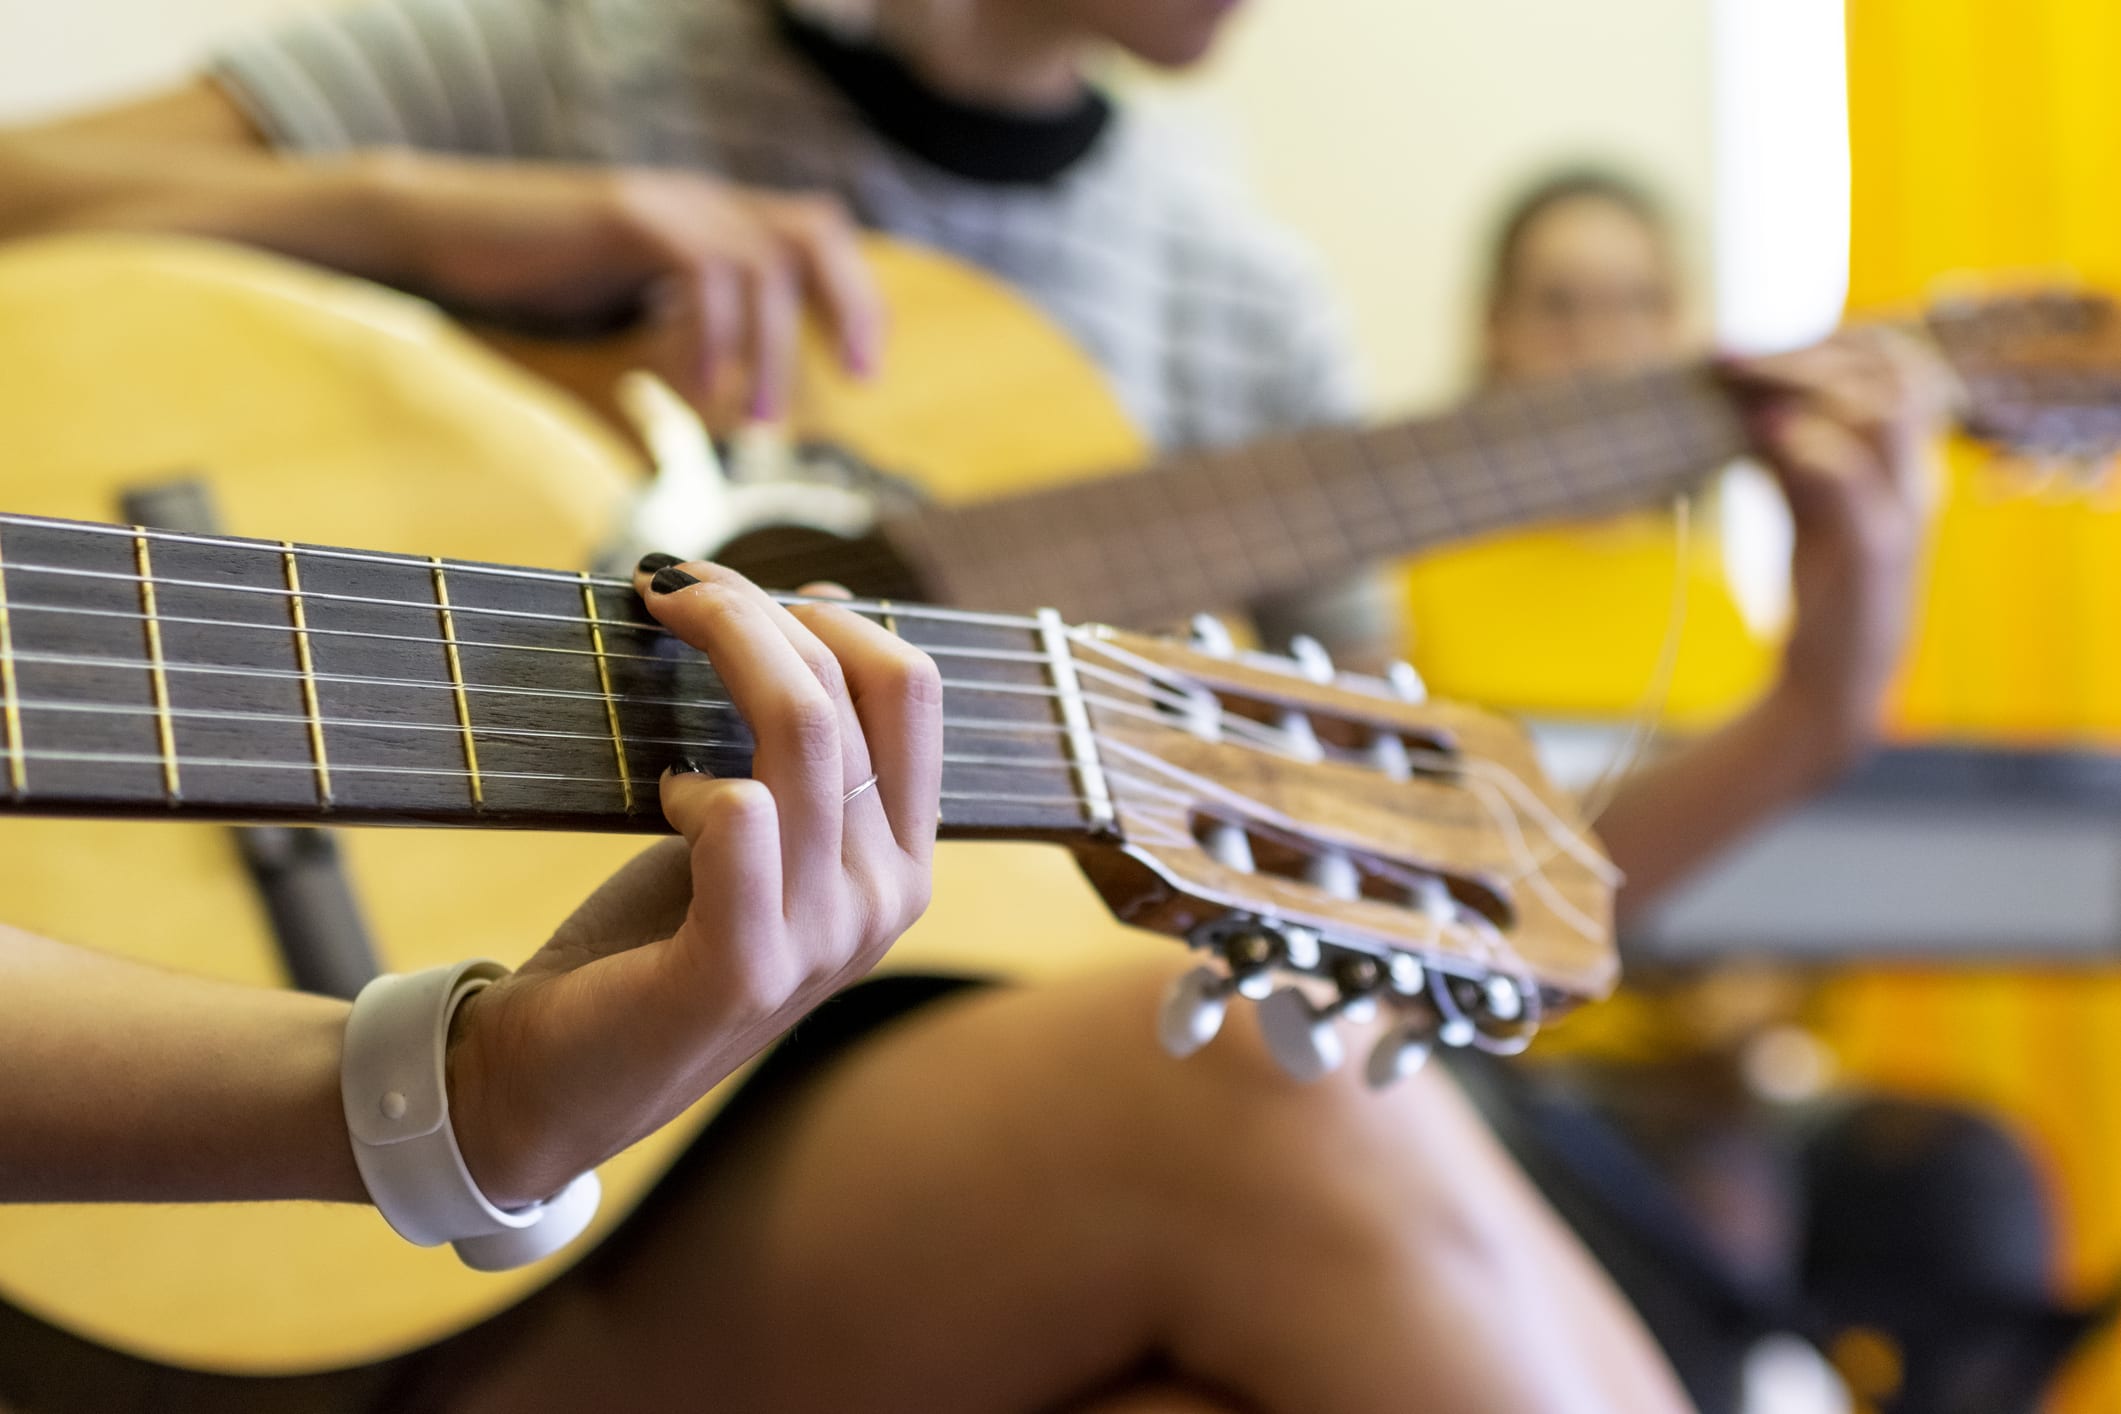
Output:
(664, 757), (712, 777)
(649, 566), (701, 594)
(637, 551), (682, 574)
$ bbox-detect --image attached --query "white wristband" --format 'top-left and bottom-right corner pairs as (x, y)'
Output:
(341, 960), (601, 1272)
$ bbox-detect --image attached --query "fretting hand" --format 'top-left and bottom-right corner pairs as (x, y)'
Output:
(444, 562), (941, 1208)
(363, 155), (883, 419)
(1724, 328), (1949, 760)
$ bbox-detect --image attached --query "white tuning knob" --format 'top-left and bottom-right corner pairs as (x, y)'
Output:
(1157, 965), (1232, 1058)
(1483, 975), (1526, 1023)
(1387, 659), (1428, 703)
(1188, 613), (1237, 657)
(1202, 820), (1256, 874)
(1365, 1022), (1436, 1090)
(1278, 708), (1324, 762)
(1258, 987), (1347, 1083)
(1367, 730), (1412, 781)
(1305, 849), (1363, 901)
(1288, 634), (1336, 683)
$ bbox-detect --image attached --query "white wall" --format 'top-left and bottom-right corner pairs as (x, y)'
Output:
(1151, 0), (1715, 409)
(0, 0), (1719, 412)
(0, 0), (314, 124)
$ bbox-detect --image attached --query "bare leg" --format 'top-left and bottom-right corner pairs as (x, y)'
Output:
(455, 962), (1692, 1414)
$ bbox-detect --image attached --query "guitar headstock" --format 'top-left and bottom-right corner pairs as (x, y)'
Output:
(1058, 617), (1615, 1088)
(1927, 290), (2121, 461)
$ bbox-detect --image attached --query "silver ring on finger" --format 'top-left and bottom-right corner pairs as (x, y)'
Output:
(842, 774), (878, 806)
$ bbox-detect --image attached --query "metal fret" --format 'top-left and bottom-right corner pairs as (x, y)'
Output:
(282, 544), (333, 806)
(1037, 608), (1112, 832)
(578, 572), (635, 815)
(132, 530), (181, 801)
(428, 558), (484, 809)
(0, 526), (21, 796)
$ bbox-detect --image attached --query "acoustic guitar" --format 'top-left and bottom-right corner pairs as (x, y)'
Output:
(0, 234), (2113, 1378)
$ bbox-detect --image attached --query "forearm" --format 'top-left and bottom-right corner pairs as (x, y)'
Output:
(1597, 682), (1870, 924)
(0, 130), (418, 286)
(0, 925), (365, 1205)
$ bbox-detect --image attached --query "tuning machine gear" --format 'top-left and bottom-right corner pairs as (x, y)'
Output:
(1258, 952), (1385, 1083)
(1156, 924), (1296, 1059)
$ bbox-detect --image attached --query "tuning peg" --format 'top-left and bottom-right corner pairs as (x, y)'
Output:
(1278, 708), (1324, 762)
(1201, 820), (1256, 873)
(1425, 971), (1483, 1050)
(1411, 876), (1456, 926)
(1365, 1019), (1437, 1090)
(1386, 660), (1428, 703)
(1157, 926), (1288, 1058)
(1188, 613), (1237, 656)
(1305, 849), (1363, 900)
(1259, 987), (1348, 1082)
(1182, 683), (1222, 740)
(1288, 634), (1336, 683)
(1257, 951), (1388, 1082)
(1157, 965), (1233, 1058)
(1367, 729), (1412, 781)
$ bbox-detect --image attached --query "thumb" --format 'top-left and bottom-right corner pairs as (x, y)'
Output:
(658, 770), (783, 984)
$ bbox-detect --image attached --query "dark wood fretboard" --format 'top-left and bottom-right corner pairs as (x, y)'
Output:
(0, 516), (1095, 839)
(887, 363), (1748, 626)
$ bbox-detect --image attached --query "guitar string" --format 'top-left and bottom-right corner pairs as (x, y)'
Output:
(0, 531), (1609, 862)
(1575, 494), (1691, 827)
(3, 694), (1085, 769)
(0, 637), (1274, 760)
(0, 616), (1564, 848)
(0, 596), (1054, 670)
(0, 636), (1592, 900)
(0, 600), (1604, 868)
(0, 575), (1331, 759)
(0, 515), (1041, 637)
(0, 531), (1545, 779)
(0, 744), (1087, 808)
(0, 558), (1303, 738)
(5, 739), (1554, 981)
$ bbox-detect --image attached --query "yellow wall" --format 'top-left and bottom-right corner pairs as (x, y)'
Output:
(1825, 3), (2121, 1409)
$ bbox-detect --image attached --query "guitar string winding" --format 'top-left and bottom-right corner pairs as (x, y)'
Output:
(1574, 494), (1692, 827)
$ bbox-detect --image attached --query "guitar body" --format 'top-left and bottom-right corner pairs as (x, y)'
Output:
(0, 234), (1163, 1373)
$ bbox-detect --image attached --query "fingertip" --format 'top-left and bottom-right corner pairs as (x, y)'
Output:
(661, 771), (774, 842)
(795, 581), (853, 600)
(748, 381), (782, 423)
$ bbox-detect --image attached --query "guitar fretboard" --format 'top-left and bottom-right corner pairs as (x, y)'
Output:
(0, 516), (1093, 839)
(890, 363), (1747, 625)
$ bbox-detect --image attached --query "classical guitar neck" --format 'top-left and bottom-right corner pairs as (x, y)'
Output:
(888, 362), (1749, 626)
(0, 515), (1098, 840)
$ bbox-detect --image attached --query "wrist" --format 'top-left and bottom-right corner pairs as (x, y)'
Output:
(1759, 673), (1880, 788)
(443, 983), (572, 1211)
(344, 963), (600, 1269)
(332, 150), (437, 288)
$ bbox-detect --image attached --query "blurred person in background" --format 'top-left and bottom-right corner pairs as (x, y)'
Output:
(1458, 168), (2113, 1414)
(0, 4), (1938, 1412)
